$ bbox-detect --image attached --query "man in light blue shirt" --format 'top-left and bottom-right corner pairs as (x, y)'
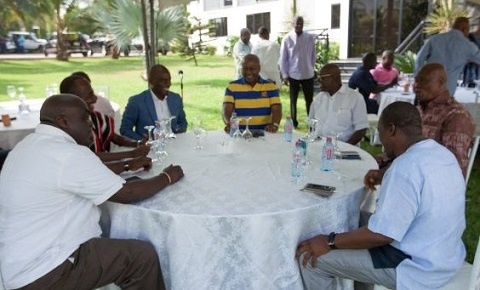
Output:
(280, 16), (316, 128)
(297, 102), (466, 290)
(415, 16), (480, 95)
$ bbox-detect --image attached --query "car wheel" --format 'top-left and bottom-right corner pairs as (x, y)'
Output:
(82, 52), (88, 57)
(38, 45), (45, 53)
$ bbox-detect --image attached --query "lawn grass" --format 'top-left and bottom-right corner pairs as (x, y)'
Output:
(1, 54), (478, 262)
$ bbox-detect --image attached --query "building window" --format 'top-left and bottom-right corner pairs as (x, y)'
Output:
(224, 0), (232, 6)
(331, 4), (340, 29)
(246, 12), (270, 34)
(209, 17), (228, 37)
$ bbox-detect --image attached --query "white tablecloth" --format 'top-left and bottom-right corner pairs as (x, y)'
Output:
(0, 99), (121, 150)
(100, 132), (378, 290)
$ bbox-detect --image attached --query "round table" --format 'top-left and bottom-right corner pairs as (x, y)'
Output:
(100, 131), (378, 290)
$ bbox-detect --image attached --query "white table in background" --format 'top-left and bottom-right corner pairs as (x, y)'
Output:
(0, 99), (121, 150)
(100, 131), (378, 290)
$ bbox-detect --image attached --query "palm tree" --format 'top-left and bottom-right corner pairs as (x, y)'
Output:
(424, 0), (470, 35)
(91, 0), (187, 61)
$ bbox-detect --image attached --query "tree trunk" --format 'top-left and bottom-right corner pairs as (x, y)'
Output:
(55, 7), (69, 61)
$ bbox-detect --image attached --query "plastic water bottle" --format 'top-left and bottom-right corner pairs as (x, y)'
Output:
(291, 140), (304, 180)
(229, 112), (239, 137)
(284, 116), (293, 142)
(321, 137), (335, 171)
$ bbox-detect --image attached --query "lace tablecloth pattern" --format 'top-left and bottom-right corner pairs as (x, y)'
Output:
(100, 132), (378, 290)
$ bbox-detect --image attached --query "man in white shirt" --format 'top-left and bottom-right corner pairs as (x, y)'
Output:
(252, 27), (281, 88)
(233, 28), (252, 79)
(0, 94), (184, 289)
(280, 16), (316, 128)
(297, 102), (466, 290)
(309, 64), (368, 145)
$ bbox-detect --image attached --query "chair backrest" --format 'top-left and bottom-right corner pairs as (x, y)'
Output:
(469, 235), (480, 290)
(466, 135), (479, 184)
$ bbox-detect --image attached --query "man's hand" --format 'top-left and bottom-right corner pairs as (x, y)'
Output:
(161, 164), (184, 184)
(364, 169), (383, 191)
(283, 77), (289, 86)
(264, 124), (278, 133)
(296, 235), (330, 268)
(128, 156), (153, 171)
(224, 123), (230, 134)
(131, 144), (151, 158)
(140, 135), (149, 145)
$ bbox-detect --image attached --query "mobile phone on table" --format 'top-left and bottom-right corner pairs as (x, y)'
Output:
(301, 183), (336, 197)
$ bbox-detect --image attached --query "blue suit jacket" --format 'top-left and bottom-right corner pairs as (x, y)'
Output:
(120, 90), (188, 140)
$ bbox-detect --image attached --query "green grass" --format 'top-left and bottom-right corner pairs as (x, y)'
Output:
(0, 54), (478, 262)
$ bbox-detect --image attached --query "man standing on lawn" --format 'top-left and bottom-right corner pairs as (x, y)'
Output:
(280, 16), (316, 129)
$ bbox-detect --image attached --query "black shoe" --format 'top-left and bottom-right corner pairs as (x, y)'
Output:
(293, 120), (299, 129)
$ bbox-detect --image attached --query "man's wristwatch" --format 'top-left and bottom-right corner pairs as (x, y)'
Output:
(272, 122), (279, 128)
(327, 232), (337, 249)
(124, 162), (130, 172)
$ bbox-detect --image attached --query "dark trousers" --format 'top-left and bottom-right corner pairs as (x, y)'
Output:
(289, 77), (314, 127)
(18, 238), (165, 290)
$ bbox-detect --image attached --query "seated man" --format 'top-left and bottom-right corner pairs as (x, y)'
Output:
(121, 64), (188, 140)
(370, 50), (399, 86)
(60, 75), (151, 173)
(223, 54), (282, 133)
(348, 52), (397, 114)
(365, 63), (475, 188)
(297, 101), (466, 290)
(0, 94), (184, 290)
(309, 64), (368, 145)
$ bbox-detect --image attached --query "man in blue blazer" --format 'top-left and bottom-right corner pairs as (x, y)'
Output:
(120, 64), (188, 140)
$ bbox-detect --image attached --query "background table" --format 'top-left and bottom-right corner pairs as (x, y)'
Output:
(0, 99), (121, 150)
(100, 132), (378, 290)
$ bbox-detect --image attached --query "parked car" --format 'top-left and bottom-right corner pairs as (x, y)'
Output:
(0, 36), (16, 53)
(7, 31), (47, 52)
(44, 32), (92, 57)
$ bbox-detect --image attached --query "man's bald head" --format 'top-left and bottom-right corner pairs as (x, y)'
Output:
(414, 63), (449, 104)
(318, 64), (342, 95)
(453, 17), (470, 36)
(40, 94), (93, 146)
(417, 63), (447, 85)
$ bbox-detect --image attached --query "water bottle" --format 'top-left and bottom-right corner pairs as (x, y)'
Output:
(229, 112), (239, 137)
(291, 140), (304, 180)
(284, 116), (293, 142)
(17, 87), (29, 115)
(321, 137), (335, 171)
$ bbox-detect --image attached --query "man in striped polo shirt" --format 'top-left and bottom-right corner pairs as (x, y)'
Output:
(223, 54), (282, 133)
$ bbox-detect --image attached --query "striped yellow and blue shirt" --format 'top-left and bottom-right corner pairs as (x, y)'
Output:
(224, 77), (281, 130)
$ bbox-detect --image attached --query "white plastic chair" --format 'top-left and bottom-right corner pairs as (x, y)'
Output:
(466, 135), (480, 184)
(367, 113), (379, 145)
(375, 235), (480, 290)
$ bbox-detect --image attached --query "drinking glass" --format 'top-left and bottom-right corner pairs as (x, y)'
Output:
(305, 118), (318, 143)
(163, 116), (177, 139)
(242, 117), (253, 142)
(193, 118), (206, 149)
(7, 85), (16, 100)
(153, 120), (168, 162)
(144, 125), (155, 145)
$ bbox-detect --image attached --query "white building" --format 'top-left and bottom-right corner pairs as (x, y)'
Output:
(187, 0), (350, 58)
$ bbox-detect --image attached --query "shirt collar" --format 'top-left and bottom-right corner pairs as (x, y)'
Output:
(35, 123), (77, 144)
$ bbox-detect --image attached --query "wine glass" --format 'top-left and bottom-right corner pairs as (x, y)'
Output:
(144, 125), (155, 145)
(242, 117), (253, 142)
(193, 118), (206, 149)
(7, 85), (16, 101)
(164, 116), (177, 139)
